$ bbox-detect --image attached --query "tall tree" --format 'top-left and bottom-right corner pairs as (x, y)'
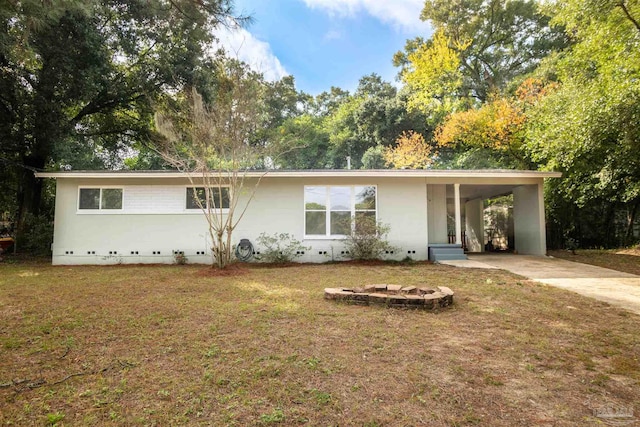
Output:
(0, 0), (241, 238)
(397, 30), (468, 123)
(434, 94), (531, 168)
(155, 58), (269, 268)
(311, 86), (350, 117)
(432, 77), (556, 169)
(395, 0), (567, 114)
(251, 75), (309, 148)
(324, 74), (429, 169)
(272, 115), (331, 169)
(524, 0), (640, 247)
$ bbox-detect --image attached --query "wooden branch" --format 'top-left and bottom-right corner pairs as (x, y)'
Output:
(58, 346), (70, 360)
(0, 360), (136, 392)
(48, 371), (93, 386)
(76, 128), (138, 138)
(70, 93), (146, 125)
(618, 1), (640, 33)
(0, 378), (45, 389)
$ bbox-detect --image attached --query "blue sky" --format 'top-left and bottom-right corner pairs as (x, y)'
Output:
(216, 0), (432, 95)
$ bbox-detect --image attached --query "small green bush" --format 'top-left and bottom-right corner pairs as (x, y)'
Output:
(343, 215), (396, 260)
(173, 252), (188, 265)
(256, 233), (310, 263)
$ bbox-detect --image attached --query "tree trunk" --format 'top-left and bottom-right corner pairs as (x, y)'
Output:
(625, 199), (639, 243)
(15, 50), (62, 246)
(15, 154), (46, 242)
(602, 203), (617, 248)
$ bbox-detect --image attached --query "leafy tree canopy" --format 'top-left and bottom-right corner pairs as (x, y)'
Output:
(395, 0), (567, 115)
(1, 0), (243, 235)
(384, 130), (434, 169)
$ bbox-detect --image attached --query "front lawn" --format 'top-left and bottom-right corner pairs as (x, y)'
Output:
(549, 248), (640, 276)
(1, 261), (639, 425)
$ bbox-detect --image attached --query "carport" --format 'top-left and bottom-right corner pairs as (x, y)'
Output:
(425, 170), (561, 257)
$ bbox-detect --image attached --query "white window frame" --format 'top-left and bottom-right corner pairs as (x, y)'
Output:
(184, 185), (231, 213)
(303, 185), (378, 239)
(77, 186), (124, 213)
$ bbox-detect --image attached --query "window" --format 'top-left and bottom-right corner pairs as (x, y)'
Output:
(186, 187), (230, 210)
(304, 186), (377, 237)
(79, 188), (122, 210)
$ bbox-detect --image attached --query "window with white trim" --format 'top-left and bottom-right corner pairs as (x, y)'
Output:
(186, 187), (230, 210)
(304, 185), (376, 237)
(79, 188), (123, 210)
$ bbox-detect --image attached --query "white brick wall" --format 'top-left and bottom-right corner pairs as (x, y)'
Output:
(122, 185), (185, 213)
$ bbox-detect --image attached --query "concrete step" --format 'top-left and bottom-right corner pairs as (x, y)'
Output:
(429, 244), (467, 262)
(431, 247), (465, 254)
(432, 254), (468, 262)
(428, 243), (463, 249)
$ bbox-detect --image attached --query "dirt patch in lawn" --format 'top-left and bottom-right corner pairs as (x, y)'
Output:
(195, 263), (250, 277)
(1, 262), (639, 426)
(549, 248), (640, 276)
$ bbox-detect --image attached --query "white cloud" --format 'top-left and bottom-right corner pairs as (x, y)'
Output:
(301, 0), (430, 34)
(323, 28), (344, 41)
(214, 24), (288, 82)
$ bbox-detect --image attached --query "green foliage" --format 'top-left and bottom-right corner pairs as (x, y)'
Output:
(545, 0), (640, 38)
(311, 86), (350, 116)
(272, 115), (330, 169)
(46, 412), (65, 426)
(400, 30), (465, 118)
(361, 145), (387, 169)
(343, 216), (396, 261)
(256, 233), (310, 264)
(310, 389), (332, 405)
(324, 94), (363, 167)
(259, 408), (285, 424)
(18, 214), (53, 256)
(322, 74), (430, 168)
(419, 0), (567, 102)
(252, 75), (311, 149)
(435, 146), (509, 169)
(524, 0), (640, 247)
(273, 74), (429, 170)
(1, 0), (241, 243)
(394, 0), (567, 128)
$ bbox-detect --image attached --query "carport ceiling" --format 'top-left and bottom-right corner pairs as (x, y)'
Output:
(446, 184), (517, 202)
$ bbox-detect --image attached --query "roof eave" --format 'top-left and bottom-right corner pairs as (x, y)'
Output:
(34, 170), (563, 179)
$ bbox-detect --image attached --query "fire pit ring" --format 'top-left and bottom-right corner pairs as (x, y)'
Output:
(324, 284), (453, 309)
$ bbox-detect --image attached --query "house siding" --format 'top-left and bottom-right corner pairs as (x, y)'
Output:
(51, 176), (430, 265)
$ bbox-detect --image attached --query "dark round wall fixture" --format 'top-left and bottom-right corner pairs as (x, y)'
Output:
(235, 239), (254, 262)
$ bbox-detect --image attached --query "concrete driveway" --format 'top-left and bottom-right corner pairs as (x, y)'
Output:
(464, 254), (640, 315)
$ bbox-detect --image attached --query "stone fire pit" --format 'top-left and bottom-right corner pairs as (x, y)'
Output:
(324, 284), (454, 309)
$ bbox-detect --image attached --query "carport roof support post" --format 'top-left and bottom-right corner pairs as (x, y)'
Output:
(454, 183), (462, 245)
(513, 183), (546, 255)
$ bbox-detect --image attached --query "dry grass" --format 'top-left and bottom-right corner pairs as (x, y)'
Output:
(1, 260), (639, 426)
(549, 248), (640, 276)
